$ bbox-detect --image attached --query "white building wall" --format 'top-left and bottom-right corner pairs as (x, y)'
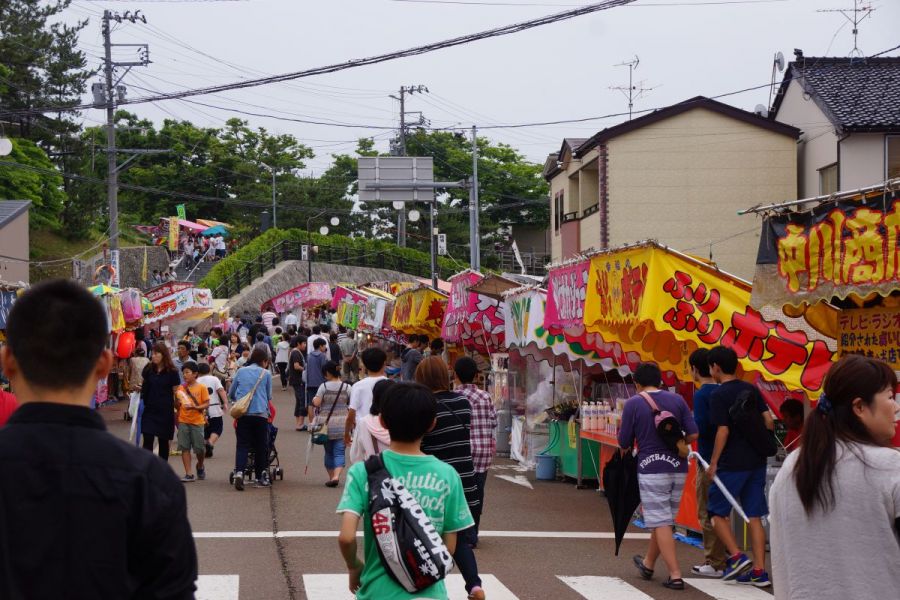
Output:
(840, 133), (888, 190)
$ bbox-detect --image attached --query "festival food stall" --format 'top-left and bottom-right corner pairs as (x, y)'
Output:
(144, 282), (213, 328)
(746, 179), (900, 443)
(263, 282), (332, 324)
(390, 285), (448, 339)
(357, 287), (396, 335)
(441, 270), (506, 356)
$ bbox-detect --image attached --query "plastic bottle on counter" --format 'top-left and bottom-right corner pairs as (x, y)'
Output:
(589, 402), (598, 431)
(582, 403), (592, 431)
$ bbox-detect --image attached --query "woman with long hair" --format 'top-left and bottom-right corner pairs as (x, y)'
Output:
(415, 356), (485, 600)
(139, 341), (181, 461)
(311, 360), (353, 487)
(227, 346), (273, 491)
(770, 354), (900, 599)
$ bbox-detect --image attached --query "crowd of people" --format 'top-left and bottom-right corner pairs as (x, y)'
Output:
(1, 280), (899, 600)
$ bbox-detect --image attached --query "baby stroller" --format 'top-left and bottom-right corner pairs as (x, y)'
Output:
(229, 423), (284, 485)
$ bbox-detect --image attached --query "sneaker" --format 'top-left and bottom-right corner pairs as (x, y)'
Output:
(692, 563), (724, 578)
(197, 467), (206, 481)
(205, 443), (213, 458)
(722, 553), (752, 581)
(181, 474), (195, 482)
(467, 586), (485, 600)
(233, 472), (244, 491)
(735, 568), (771, 588)
(254, 474), (271, 488)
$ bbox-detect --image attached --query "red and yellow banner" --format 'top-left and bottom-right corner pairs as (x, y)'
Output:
(390, 287), (447, 337)
(584, 244), (834, 392)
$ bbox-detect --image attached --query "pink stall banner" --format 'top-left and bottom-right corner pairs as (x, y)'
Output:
(441, 270), (505, 353)
(267, 282), (332, 313)
(330, 286), (369, 311)
(544, 259), (590, 330)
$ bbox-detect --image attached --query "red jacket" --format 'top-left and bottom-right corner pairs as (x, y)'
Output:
(0, 391), (19, 426)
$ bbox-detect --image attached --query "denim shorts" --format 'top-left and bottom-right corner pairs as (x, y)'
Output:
(708, 466), (768, 518)
(324, 439), (346, 470)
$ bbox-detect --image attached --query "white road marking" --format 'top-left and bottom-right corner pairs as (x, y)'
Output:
(490, 464), (530, 473)
(303, 574), (519, 599)
(194, 530), (651, 540)
(686, 578), (773, 599)
(195, 575), (239, 600)
(494, 474), (534, 489)
(558, 576), (655, 600)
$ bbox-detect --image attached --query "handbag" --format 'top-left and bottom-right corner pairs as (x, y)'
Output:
(229, 369), (267, 419)
(311, 382), (346, 445)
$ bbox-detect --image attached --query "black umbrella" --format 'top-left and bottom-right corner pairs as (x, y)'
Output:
(602, 450), (641, 556)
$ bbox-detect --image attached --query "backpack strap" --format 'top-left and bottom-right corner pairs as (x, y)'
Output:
(639, 391), (661, 414)
(364, 453), (387, 477)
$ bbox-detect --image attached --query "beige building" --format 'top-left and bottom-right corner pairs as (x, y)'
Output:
(770, 51), (900, 198)
(544, 96), (799, 278)
(0, 201), (31, 285)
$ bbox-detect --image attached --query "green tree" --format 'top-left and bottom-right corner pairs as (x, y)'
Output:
(0, 138), (66, 227)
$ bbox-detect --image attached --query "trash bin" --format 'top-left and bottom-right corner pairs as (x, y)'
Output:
(535, 453), (557, 481)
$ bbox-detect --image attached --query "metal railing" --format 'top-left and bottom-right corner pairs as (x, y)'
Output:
(210, 239), (450, 299)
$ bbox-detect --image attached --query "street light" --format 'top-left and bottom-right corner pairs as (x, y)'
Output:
(260, 162), (276, 229)
(307, 209), (340, 282)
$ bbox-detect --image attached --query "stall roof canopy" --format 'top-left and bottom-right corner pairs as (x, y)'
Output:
(749, 179), (900, 308)
(468, 273), (541, 301)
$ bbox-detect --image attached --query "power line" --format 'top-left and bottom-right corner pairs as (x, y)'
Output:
(5, 0), (634, 116)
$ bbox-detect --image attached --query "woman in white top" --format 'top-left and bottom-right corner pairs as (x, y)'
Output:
(274, 332), (291, 392)
(311, 360), (352, 487)
(770, 354), (900, 600)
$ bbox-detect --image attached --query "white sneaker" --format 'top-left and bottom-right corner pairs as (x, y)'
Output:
(692, 563), (724, 578)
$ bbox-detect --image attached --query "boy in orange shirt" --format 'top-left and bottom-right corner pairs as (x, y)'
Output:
(177, 361), (210, 482)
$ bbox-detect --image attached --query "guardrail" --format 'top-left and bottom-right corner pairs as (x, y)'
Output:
(211, 239), (450, 299)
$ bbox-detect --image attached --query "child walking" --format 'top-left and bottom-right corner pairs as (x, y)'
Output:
(177, 361), (210, 482)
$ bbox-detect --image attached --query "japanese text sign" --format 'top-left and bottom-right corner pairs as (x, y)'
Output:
(838, 307), (900, 370)
(441, 271), (505, 352)
(268, 283), (332, 313)
(584, 245), (834, 392)
(544, 259), (589, 330)
(752, 190), (900, 307)
(391, 287), (447, 337)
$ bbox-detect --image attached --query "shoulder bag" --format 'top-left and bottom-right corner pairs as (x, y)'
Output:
(181, 384), (208, 424)
(311, 382), (346, 445)
(229, 369), (267, 419)
(640, 391), (689, 458)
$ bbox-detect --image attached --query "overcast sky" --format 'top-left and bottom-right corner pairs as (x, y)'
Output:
(63, 0), (899, 174)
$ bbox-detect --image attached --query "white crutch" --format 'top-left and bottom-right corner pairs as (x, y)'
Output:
(689, 451), (750, 524)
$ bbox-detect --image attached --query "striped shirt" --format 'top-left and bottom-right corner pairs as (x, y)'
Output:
(421, 390), (479, 510)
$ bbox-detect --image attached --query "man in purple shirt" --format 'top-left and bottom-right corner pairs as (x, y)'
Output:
(618, 362), (699, 591)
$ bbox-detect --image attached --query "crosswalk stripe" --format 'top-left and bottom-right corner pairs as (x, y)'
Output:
(685, 578), (773, 599)
(302, 574), (520, 599)
(195, 575), (239, 600)
(558, 576), (655, 600)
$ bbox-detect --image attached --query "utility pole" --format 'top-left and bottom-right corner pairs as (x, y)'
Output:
(470, 125), (480, 271)
(99, 10), (150, 252)
(389, 85), (429, 247)
(817, 1), (875, 57)
(610, 55), (655, 120)
(261, 163), (277, 228)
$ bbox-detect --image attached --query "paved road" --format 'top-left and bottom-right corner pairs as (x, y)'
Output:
(102, 387), (773, 600)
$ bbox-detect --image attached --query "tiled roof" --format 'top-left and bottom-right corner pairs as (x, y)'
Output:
(772, 56), (900, 132)
(0, 201), (31, 229)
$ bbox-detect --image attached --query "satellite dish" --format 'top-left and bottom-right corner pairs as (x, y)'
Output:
(774, 51), (785, 72)
(754, 104), (769, 117)
(0, 137), (12, 157)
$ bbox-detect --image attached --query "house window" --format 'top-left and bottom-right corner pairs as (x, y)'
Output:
(888, 136), (900, 180)
(554, 191), (565, 234)
(819, 163), (838, 195)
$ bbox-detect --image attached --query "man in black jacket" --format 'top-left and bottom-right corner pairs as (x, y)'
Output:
(0, 280), (197, 599)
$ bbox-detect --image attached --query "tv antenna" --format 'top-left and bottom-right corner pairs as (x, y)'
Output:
(610, 56), (656, 120)
(817, 1), (875, 57)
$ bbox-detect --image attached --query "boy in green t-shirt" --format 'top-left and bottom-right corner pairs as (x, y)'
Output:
(337, 383), (474, 600)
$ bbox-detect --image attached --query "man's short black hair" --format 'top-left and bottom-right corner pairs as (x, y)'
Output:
(708, 346), (739, 375)
(453, 356), (478, 384)
(689, 348), (711, 378)
(312, 325), (321, 334)
(380, 382), (436, 442)
(255, 332), (265, 342)
(418, 334), (429, 346)
(292, 335), (307, 348)
(6, 280), (108, 390)
(313, 338), (327, 350)
(197, 362), (211, 375)
(361, 347), (387, 373)
(177, 340), (190, 352)
(338, 325), (347, 334)
(181, 361), (199, 374)
(780, 398), (804, 419)
(633, 362), (662, 388)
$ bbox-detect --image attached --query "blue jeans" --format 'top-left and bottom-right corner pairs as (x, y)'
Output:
(235, 416), (268, 479)
(454, 525), (482, 593)
(324, 439), (345, 471)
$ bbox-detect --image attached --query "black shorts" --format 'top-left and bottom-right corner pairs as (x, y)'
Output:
(204, 416), (224, 439)
(293, 385), (307, 417)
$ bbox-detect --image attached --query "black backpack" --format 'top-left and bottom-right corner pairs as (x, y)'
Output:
(364, 455), (454, 593)
(728, 388), (777, 458)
